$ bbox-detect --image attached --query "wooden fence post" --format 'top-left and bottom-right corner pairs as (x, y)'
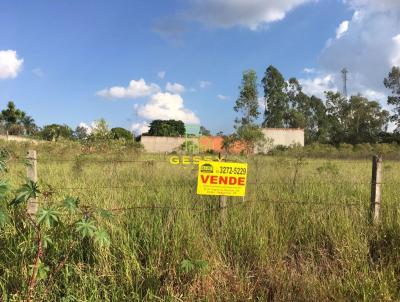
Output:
(27, 150), (38, 216)
(218, 153), (227, 223)
(370, 155), (382, 224)
(219, 195), (227, 223)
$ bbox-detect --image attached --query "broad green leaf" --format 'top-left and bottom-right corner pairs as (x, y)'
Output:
(9, 180), (40, 206)
(41, 234), (53, 249)
(37, 207), (60, 228)
(94, 229), (110, 247)
(0, 208), (8, 227)
(29, 261), (49, 281)
(0, 179), (10, 200)
(76, 220), (97, 238)
(62, 196), (79, 213)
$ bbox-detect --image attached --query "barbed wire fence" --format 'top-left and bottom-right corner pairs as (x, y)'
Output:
(14, 151), (388, 224)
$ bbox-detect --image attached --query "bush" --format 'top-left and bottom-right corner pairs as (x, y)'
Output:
(110, 127), (133, 141)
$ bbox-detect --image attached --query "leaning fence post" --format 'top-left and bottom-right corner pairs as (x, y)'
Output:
(27, 150), (38, 216)
(370, 155), (382, 224)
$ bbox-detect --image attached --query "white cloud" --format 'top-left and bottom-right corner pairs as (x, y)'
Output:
(158, 71), (166, 79)
(187, 0), (313, 30)
(361, 89), (386, 101)
(217, 94), (229, 100)
(131, 122), (150, 135)
(299, 74), (338, 99)
(199, 80), (211, 88)
(97, 78), (160, 99)
(135, 92), (200, 124)
(32, 68), (44, 77)
(0, 50), (23, 80)
(303, 67), (316, 74)
(336, 20), (349, 39)
(314, 1), (400, 103)
(78, 122), (93, 135)
(391, 34), (400, 66)
(347, 0), (400, 11)
(165, 82), (185, 94)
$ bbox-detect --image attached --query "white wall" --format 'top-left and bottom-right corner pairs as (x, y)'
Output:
(257, 128), (304, 153)
(141, 136), (198, 153)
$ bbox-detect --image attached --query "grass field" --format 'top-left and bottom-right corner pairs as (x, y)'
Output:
(2, 143), (400, 301)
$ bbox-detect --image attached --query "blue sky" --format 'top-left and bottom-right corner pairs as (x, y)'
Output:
(1, 0), (399, 134)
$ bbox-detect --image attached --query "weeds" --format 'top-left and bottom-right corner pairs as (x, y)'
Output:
(0, 144), (400, 300)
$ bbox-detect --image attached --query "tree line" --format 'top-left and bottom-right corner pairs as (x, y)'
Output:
(0, 102), (134, 142)
(231, 65), (400, 151)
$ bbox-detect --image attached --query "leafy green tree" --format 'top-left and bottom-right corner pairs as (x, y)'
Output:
(21, 115), (38, 135)
(234, 69), (260, 125)
(285, 78), (330, 144)
(262, 65), (289, 127)
(324, 92), (389, 144)
(91, 118), (110, 140)
(74, 125), (89, 140)
(110, 127), (133, 141)
(146, 120), (185, 137)
(308, 96), (330, 143)
(346, 95), (389, 144)
(0, 101), (37, 135)
(325, 91), (350, 144)
(384, 66), (400, 131)
(286, 78), (308, 129)
(200, 126), (211, 136)
(234, 69), (264, 154)
(0, 101), (23, 125)
(40, 124), (73, 141)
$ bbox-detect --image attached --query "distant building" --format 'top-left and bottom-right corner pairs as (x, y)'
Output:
(256, 128), (304, 153)
(140, 128), (304, 154)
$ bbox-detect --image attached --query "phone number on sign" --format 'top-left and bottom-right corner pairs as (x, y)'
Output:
(218, 167), (247, 175)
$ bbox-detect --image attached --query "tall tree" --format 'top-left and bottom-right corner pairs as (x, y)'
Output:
(346, 95), (389, 144)
(325, 91), (389, 144)
(325, 91), (350, 144)
(384, 66), (400, 131)
(286, 78), (309, 129)
(308, 96), (330, 143)
(0, 101), (37, 135)
(262, 65), (289, 127)
(21, 115), (37, 135)
(234, 69), (264, 154)
(91, 118), (111, 140)
(234, 69), (260, 125)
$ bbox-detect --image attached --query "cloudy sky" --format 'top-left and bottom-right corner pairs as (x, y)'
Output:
(1, 0), (399, 134)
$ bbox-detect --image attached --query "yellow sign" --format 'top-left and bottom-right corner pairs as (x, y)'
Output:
(196, 161), (248, 197)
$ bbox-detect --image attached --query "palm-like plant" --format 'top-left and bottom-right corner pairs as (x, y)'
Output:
(21, 115), (37, 135)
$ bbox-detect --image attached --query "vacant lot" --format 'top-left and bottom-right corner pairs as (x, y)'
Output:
(2, 146), (400, 301)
